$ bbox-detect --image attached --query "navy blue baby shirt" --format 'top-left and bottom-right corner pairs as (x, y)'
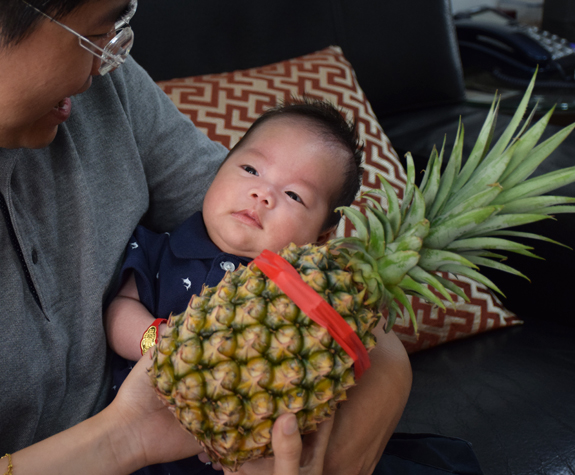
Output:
(121, 211), (251, 319)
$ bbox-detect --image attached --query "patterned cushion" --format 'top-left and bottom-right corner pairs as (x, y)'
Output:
(156, 45), (522, 353)
(393, 273), (521, 353)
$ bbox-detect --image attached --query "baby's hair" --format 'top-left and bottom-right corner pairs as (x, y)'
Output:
(228, 97), (364, 231)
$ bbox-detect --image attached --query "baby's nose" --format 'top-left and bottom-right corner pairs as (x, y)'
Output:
(251, 188), (275, 207)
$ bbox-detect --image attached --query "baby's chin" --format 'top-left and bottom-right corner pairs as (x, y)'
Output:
(241, 249), (263, 259)
(209, 230), (304, 259)
(213, 240), (262, 259)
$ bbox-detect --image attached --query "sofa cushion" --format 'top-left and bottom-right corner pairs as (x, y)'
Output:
(155, 45), (522, 352)
(393, 273), (521, 353)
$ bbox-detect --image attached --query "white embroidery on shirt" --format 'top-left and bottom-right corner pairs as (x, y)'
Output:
(130, 241), (139, 250)
(183, 278), (191, 291)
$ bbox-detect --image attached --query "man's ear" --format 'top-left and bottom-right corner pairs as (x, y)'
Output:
(317, 226), (337, 245)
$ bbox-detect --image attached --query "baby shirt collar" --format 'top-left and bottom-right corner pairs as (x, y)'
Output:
(168, 211), (222, 259)
(167, 211), (250, 269)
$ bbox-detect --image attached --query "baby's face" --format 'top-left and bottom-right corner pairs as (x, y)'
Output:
(202, 118), (346, 258)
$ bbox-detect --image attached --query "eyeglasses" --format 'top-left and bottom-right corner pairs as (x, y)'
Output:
(21, 0), (137, 76)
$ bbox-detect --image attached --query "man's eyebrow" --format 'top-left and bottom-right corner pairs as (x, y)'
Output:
(93, 0), (132, 28)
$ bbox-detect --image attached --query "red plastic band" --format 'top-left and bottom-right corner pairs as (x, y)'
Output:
(253, 249), (370, 379)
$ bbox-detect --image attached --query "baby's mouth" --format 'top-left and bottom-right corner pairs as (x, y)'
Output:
(233, 210), (263, 228)
(54, 99), (67, 109)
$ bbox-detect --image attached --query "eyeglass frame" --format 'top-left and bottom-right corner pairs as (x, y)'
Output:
(21, 0), (137, 76)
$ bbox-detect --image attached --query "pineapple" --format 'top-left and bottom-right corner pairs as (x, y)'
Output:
(149, 76), (575, 471)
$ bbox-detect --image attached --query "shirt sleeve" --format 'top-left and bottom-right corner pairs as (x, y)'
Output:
(110, 57), (229, 233)
(120, 225), (169, 316)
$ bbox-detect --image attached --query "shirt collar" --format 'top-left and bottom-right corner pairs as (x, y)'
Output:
(168, 211), (251, 264)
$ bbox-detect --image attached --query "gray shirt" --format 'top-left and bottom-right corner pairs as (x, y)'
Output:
(0, 58), (228, 452)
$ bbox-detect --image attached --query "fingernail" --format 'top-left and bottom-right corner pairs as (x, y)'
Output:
(283, 414), (298, 435)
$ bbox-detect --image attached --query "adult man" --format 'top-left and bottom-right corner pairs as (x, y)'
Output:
(0, 0), (412, 473)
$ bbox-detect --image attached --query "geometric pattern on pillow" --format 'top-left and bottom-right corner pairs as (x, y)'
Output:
(156, 45), (407, 239)
(155, 45), (521, 353)
(392, 273), (523, 354)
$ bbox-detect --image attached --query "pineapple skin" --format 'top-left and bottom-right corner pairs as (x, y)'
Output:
(148, 242), (380, 471)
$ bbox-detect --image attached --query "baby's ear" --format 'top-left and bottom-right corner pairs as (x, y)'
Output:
(317, 226), (337, 245)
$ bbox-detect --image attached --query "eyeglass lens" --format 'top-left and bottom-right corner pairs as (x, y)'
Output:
(106, 28), (134, 59)
(97, 0), (137, 75)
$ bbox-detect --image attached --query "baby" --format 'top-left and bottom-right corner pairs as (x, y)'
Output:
(104, 98), (364, 475)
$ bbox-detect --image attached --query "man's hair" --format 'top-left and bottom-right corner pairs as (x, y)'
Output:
(228, 97), (364, 231)
(0, 0), (91, 47)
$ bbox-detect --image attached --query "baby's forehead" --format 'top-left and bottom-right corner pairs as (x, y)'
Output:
(251, 116), (348, 151)
(259, 114), (325, 132)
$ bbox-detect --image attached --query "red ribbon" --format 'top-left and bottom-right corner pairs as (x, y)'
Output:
(253, 249), (370, 379)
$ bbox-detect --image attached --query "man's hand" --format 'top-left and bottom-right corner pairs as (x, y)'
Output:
(110, 350), (204, 468)
(272, 414), (334, 475)
(200, 414), (334, 475)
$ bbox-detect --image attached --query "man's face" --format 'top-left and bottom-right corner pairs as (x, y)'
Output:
(202, 117), (346, 259)
(0, 0), (131, 149)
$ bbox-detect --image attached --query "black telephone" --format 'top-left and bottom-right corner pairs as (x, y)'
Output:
(454, 7), (575, 89)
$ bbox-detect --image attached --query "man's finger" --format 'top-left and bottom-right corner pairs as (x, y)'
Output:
(300, 415), (335, 468)
(272, 413), (302, 475)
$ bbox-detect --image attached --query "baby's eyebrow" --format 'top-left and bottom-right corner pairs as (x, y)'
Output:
(296, 177), (317, 191)
(243, 147), (266, 159)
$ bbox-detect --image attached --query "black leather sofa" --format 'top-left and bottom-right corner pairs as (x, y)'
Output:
(130, 1), (575, 473)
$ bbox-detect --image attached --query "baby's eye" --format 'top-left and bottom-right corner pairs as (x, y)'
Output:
(242, 165), (258, 176)
(286, 191), (303, 203)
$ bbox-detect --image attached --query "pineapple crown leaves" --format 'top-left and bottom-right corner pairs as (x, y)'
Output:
(333, 71), (575, 333)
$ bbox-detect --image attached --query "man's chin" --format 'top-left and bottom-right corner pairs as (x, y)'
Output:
(27, 137), (58, 150)
(0, 125), (58, 149)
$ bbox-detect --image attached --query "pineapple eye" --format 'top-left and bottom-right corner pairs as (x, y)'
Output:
(242, 165), (258, 176)
(286, 191), (303, 203)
